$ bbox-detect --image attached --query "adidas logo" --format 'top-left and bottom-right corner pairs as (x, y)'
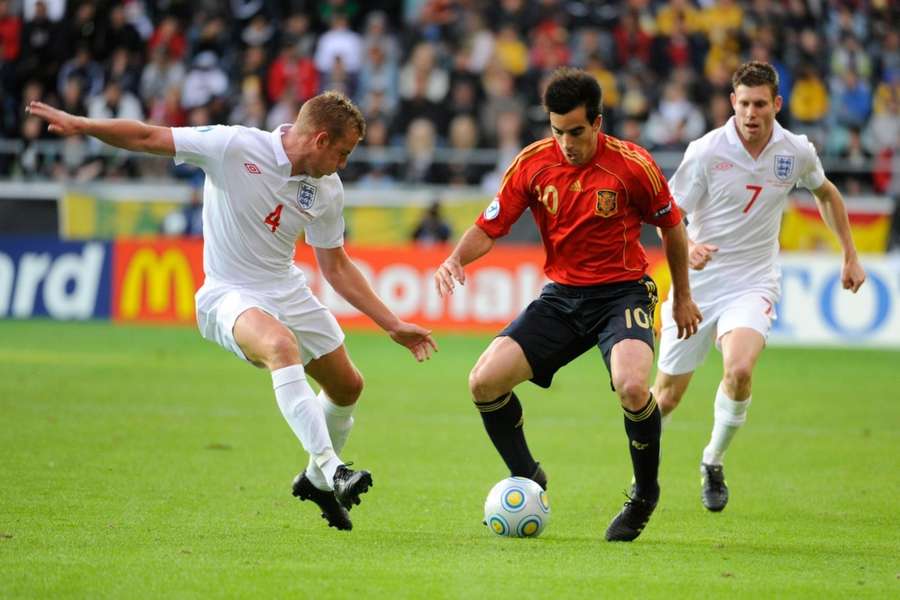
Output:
(631, 440), (649, 450)
(569, 180), (582, 192)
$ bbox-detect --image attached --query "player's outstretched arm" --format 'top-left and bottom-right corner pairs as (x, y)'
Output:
(434, 225), (494, 297)
(811, 179), (866, 293)
(660, 222), (702, 339)
(314, 246), (437, 362)
(26, 101), (175, 157)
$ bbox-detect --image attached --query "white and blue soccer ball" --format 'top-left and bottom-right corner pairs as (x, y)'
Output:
(484, 476), (550, 538)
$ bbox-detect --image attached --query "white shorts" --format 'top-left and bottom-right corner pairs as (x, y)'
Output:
(656, 292), (776, 376)
(195, 277), (345, 366)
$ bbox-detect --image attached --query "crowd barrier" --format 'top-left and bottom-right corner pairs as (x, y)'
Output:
(1, 237), (897, 347)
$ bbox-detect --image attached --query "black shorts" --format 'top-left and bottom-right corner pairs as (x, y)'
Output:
(499, 276), (659, 389)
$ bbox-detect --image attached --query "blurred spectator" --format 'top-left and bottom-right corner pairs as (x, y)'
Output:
(391, 70), (448, 141)
(105, 47), (143, 96)
(411, 201), (451, 245)
(830, 34), (873, 82)
(831, 69), (872, 130)
(147, 85), (187, 128)
(492, 24), (528, 77)
(656, 0), (703, 36)
(864, 83), (900, 154)
(790, 65), (829, 126)
(399, 42), (448, 104)
(453, 10), (494, 75)
(643, 80), (705, 150)
(445, 114), (486, 186)
(486, 0), (537, 33)
(319, 55), (356, 97)
(529, 20), (570, 72)
(267, 41), (319, 105)
(62, 2), (101, 59)
(614, 8), (652, 69)
(57, 44), (105, 100)
(59, 76), (87, 117)
(361, 10), (398, 64)
(18, 115), (50, 179)
(314, 10), (363, 76)
(481, 108), (524, 192)
(181, 51), (228, 110)
(148, 16), (187, 61)
(18, 1), (59, 90)
(0, 0), (20, 93)
(356, 42), (398, 114)
(241, 14), (275, 53)
(650, 12), (706, 77)
(229, 87), (268, 129)
(479, 62), (524, 146)
(401, 118), (444, 184)
(707, 94), (732, 129)
(96, 4), (143, 61)
(140, 46), (186, 103)
(353, 116), (397, 187)
(281, 13), (316, 59)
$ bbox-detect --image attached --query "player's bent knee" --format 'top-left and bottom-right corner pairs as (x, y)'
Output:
(615, 379), (650, 409)
(724, 363), (753, 389)
(264, 333), (301, 369)
(469, 367), (501, 403)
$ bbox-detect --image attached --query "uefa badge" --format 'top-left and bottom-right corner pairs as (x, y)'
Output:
(774, 155), (794, 181)
(296, 182), (317, 211)
(484, 198), (500, 221)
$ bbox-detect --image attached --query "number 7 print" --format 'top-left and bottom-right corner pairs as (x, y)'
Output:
(743, 184), (763, 213)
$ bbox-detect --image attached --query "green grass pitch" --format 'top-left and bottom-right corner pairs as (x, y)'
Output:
(1, 320), (897, 598)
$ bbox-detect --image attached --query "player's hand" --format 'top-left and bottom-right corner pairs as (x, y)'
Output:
(25, 101), (84, 137)
(434, 257), (465, 297)
(688, 242), (718, 270)
(388, 321), (438, 362)
(841, 256), (866, 293)
(672, 296), (702, 339)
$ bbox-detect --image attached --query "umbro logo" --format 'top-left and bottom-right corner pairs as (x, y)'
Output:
(713, 161), (734, 171)
(244, 162), (262, 174)
(569, 180), (582, 192)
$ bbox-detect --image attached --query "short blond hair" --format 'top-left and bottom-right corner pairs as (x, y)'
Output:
(298, 91), (366, 141)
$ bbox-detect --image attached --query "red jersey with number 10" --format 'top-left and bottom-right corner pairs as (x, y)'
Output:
(476, 132), (682, 285)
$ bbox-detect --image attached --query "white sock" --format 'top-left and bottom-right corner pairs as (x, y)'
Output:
(272, 365), (343, 488)
(661, 412), (673, 431)
(305, 390), (356, 490)
(702, 382), (751, 465)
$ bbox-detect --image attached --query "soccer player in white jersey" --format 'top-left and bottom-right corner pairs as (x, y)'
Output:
(26, 92), (437, 531)
(651, 62), (866, 512)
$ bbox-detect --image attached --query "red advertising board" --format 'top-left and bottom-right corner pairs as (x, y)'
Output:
(110, 239), (669, 330)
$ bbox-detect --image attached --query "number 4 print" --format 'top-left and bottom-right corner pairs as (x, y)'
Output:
(743, 185), (763, 213)
(264, 204), (283, 232)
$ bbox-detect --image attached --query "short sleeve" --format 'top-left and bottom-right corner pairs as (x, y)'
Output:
(475, 160), (531, 238)
(304, 179), (345, 248)
(667, 140), (706, 216)
(172, 125), (237, 169)
(796, 140), (826, 191)
(630, 145), (683, 228)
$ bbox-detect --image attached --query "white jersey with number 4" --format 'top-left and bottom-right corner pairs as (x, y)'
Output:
(669, 116), (826, 302)
(172, 124), (345, 287)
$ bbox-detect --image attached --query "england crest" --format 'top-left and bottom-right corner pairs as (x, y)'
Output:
(296, 182), (317, 210)
(774, 155), (794, 181)
(595, 189), (618, 218)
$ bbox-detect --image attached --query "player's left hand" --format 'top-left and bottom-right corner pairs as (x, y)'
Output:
(672, 296), (702, 340)
(389, 321), (438, 362)
(842, 256), (866, 293)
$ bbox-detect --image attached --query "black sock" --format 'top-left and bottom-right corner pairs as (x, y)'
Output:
(623, 393), (661, 503)
(475, 392), (538, 477)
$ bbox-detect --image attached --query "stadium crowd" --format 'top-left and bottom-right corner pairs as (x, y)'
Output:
(0, 0), (898, 195)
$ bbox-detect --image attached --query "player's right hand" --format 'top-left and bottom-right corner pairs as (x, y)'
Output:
(688, 242), (718, 270)
(434, 257), (465, 297)
(672, 296), (702, 339)
(25, 101), (83, 137)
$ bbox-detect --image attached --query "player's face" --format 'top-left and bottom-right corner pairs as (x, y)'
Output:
(731, 84), (783, 146)
(311, 129), (360, 177)
(549, 106), (601, 166)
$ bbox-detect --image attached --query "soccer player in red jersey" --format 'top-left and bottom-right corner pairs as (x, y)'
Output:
(434, 68), (701, 541)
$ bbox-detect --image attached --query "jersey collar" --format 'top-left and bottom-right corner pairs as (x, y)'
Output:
(270, 123), (297, 178)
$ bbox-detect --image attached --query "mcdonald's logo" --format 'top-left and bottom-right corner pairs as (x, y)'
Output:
(113, 241), (203, 323)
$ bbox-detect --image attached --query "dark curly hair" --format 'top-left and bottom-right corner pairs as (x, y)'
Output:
(542, 67), (603, 124)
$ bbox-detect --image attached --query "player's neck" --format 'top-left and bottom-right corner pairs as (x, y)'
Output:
(282, 127), (312, 176)
(737, 128), (772, 161)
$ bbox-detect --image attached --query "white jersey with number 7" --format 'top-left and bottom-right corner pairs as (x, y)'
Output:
(669, 116), (826, 302)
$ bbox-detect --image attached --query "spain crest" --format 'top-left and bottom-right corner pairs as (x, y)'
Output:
(774, 155), (794, 181)
(595, 189), (618, 217)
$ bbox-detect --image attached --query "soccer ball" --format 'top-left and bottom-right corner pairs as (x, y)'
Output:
(483, 476), (550, 538)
